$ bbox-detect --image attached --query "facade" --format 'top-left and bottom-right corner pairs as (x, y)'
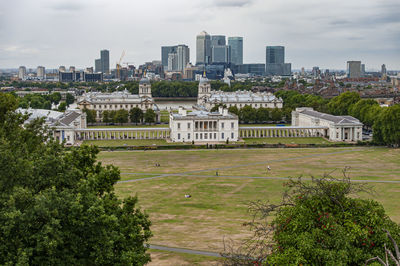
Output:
(211, 35), (226, 46)
(228, 37), (243, 65)
(18, 66), (26, 80)
(77, 77), (159, 121)
(17, 108), (87, 145)
(347, 61), (361, 78)
(84, 72), (103, 82)
(265, 46), (291, 76)
(167, 53), (178, 71)
(196, 31), (212, 65)
(161, 46), (177, 68)
(59, 66), (66, 72)
(100, 49), (110, 74)
(212, 45), (230, 64)
(236, 64), (266, 76)
(36, 66), (46, 79)
(176, 45), (190, 72)
(197, 76), (283, 109)
(169, 107), (238, 143)
(291, 107), (363, 142)
(59, 71), (81, 82)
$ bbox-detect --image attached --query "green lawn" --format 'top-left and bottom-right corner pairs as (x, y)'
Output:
(94, 147), (400, 257)
(83, 139), (181, 147)
(239, 123), (290, 127)
(243, 137), (332, 144)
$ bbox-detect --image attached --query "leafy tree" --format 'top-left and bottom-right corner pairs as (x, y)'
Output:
(144, 109), (156, 123)
(65, 93), (75, 106)
(83, 108), (97, 124)
(256, 107), (269, 123)
(222, 174), (400, 265)
(349, 99), (379, 123)
(270, 108), (283, 122)
(239, 105), (256, 123)
(373, 105), (400, 146)
(211, 104), (226, 112)
(0, 93), (152, 265)
(228, 106), (239, 116)
(129, 107), (143, 124)
(58, 101), (67, 112)
(114, 109), (129, 124)
(49, 92), (62, 105)
(328, 92), (361, 115)
(102, 110), (111, 123)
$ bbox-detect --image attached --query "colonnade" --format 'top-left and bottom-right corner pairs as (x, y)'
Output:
(239, 126), (328, 138)
(76, 128), (170, 141)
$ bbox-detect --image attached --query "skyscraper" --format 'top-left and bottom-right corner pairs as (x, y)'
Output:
(18, 66), (26, 80)
(196, 31), (211, 65)
(211, 35), (226, 46)
(228, 37), (243, 65)
(167, 53), (178, 71)
(161, 46), (177, 68)
(212, 45), (230, 64)
(381, 64), (387, 75)
(265, 46), (291, 76)
(95, 59), (101, 73)
(100, 49), (110, 74)
(176, 45), (190, 72)
(347, 61), (361, 78)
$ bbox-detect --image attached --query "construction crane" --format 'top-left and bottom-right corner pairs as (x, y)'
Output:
(116, 50), (125, 79)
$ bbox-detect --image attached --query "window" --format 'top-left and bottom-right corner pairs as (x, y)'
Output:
(196, 133), (198, 139)
(231, 122), (234, 129)
(200, 133), (203, 139)
(221, 122), (224, 129)
(187, 123), (191, 129)
(231, 132), (234, 139)
(209, 133), (212, 139)
(205, 133), (208, 139)
(188, 133), (191, 139)
(222, 133), (224, 139)
(336, 132), (339, 138)
(94, 105), (97, 108)
(214, 133), (216, 139)
(177, 123), (180, 129)
(178, 133), (180, 140)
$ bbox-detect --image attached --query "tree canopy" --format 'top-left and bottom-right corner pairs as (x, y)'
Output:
(223, 174), (400, 265)
(0, 93), (152, 265)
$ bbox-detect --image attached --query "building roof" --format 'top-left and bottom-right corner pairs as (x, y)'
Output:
(199, 76), (209, 85)
(139, 77), (150, 84)
(17, 108), (64, 123)
(57, 111), (81, 126)
(171, 109), (237, 120)
(298, 108), (362, 125)
(78, 90), (153, 104)
(209, 90), (282, 103)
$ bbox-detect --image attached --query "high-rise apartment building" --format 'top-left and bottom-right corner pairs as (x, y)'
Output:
(37, 66), (46, 79)
(167, 53), (178, 71)
(196, 31), (211, 65)
(361, 64), (366, 77)
(228, 37), (243, 65)
(164, 44), (190, 72)
(18, 66), (26, 80)
(381, 64), (387, 75)
(347, 61), (361, 78)
(100, 49), (110, 74)
(265, 46), (291, 76)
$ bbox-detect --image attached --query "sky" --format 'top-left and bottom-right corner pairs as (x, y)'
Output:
(0, 0), (399, 71)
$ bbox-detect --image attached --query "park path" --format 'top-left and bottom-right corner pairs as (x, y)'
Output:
(149, 244), (221, 258)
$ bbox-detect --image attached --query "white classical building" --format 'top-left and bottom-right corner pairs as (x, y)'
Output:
(17, 108), (87, 145)
(197, 76), (283, 110)
(77, 77), (159, 121)
(291, 107), (363, 142)
(169, 107), (239, 143)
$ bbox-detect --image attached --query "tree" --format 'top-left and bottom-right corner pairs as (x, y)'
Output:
(83, 108), (97, 124)
(49, 92), (62, 105)
(222, 173), (400, 265)
(58, 101), (67, 112)
(102, 110), (111, 123)
(144, 109), (156, 123)
(228, 106), (239, 116)
(65, 93), (75, 106)
(239, 105), (256, 123)
(0, 93), (152, 265)
(270, 108), (283, 122)
(328, 91), (361, 115)
(129, 107), (143, 124)
(255, 107), (269, 123)
(373, 105), (400, 146)
(114, 109), (129, 124)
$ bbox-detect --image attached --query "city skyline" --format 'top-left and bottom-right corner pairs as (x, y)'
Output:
(1, 0), (399, 70)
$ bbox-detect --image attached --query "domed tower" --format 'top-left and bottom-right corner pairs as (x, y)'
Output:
(197, 74), (211, 106)
(139, 77), (152, 99)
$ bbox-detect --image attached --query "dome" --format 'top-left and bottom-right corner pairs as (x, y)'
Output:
(199, 76), (209, 85)
(139, 77), (150, 85)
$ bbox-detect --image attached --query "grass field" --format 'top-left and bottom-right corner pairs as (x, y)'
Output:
(96, 147), (400, 264)
(243, 137), (331, 144)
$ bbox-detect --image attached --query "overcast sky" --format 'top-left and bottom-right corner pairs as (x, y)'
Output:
(1, 0), (399, 70)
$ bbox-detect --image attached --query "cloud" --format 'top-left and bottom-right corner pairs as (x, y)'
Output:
(48, 1), (86, 11)
(213, 0), (253, 7)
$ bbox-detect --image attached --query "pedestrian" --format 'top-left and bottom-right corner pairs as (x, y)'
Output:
(216, 171), (219, 176)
